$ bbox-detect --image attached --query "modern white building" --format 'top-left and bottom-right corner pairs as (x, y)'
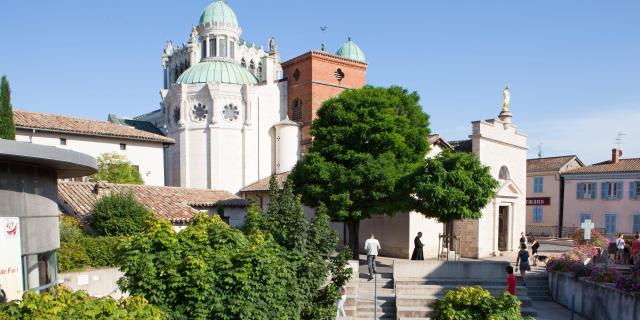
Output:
(13, 110), (173, 186)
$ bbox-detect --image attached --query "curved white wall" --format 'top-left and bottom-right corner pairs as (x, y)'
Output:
(274, 121), (299, 174)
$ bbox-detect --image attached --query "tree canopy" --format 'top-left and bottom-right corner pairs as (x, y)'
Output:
(290, 85), (431, 256)
(90, 191), (154, 236)
(0, 75), (16, 140)
(409, 150), (498, 223)
(90, 153), (144, 185)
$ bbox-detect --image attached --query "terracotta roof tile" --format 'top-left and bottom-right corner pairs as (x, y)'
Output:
(527, 155), (582, 173)
(58, 181), (246, 223)
(14, 110), (174, 144)
(563, 158), (640, 175)
(239, 172), (289, 192)
(448, 139), (472, 153)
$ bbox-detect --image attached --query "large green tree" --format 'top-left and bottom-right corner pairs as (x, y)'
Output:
(290, 85), (430, 257)
(90, 152), (144, 184)
(0, 75), (16, 140)
(90, 191), (154, 236)
(409, 150), (498, 241)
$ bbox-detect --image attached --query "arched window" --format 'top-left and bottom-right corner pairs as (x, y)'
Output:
(291, 98), (303, 122)
(240, 58), (246, 68)
(218, 36), (227, 57)
(201, 40), (207, 59)
(249, 60), (255, 74)
(257, 62), (263, 80)
(499, 166), (510, 180)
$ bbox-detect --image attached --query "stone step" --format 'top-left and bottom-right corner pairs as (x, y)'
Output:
(396, 294), (533, 308)
(396, 305), (537, 318)
(395, 284), (528, 296)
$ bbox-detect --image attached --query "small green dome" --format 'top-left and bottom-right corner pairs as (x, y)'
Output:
(199, 0), (239, 27)
(335, 38), (366, 62)
(176, 60), (258, 85)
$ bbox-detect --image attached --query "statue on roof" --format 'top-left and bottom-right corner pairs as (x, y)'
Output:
(164, 40), (173, 56)
(189, 25), (198, 43)
(502, 86), (510, 112)
(268, 36), (278, 55)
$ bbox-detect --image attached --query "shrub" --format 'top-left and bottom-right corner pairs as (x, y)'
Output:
(90, 152), (144, 184)
(57, 216), (123, 272)
(589, 266), (621, 283)
(0, 286), (164, 319)
(91, 191), (153, 236)
(546, 244), (598, 274)
(432, 286), (531, 320)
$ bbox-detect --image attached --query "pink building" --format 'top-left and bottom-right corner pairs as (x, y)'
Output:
(562, 148), (640, 236)
(526, 156), (584, 237)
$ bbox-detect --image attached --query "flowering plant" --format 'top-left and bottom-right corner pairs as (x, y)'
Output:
(588, 266), (621, 283)
(570, 228), (608, 249)
(546, 245), (598, 273)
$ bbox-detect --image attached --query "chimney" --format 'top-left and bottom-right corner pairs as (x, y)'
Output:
(612, 148), (622, 164)
(93, 181), (111, 198)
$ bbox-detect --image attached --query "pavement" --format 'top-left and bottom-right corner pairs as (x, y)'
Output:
(532, 301), (585, 320)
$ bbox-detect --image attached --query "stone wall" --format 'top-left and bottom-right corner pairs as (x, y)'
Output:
(59, 268), (126, 299)
(548, 271), (640, 320)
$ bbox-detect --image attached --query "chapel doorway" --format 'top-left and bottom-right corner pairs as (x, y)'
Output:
(498, 206), (509, 252)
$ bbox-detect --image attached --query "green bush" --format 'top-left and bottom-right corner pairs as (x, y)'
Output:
(58, 216), (123, 273)
(0, 286), (164, 319)
(90, 192), (153, 236)
(432, 286), (531, 320)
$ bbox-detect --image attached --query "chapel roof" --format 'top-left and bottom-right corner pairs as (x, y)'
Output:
(527, 155), (583, 173)
(335, 38), (366, 63)
(176, 59), (258, 85)
(14, 110), (174, 144)
(199, 0), (239, 27)
(448, 139), (473, 153)
(58, 181), (247, 223)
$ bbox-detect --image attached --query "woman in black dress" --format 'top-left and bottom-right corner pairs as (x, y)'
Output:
(411, 232), (424, 260)
(531, 237), (540, 266)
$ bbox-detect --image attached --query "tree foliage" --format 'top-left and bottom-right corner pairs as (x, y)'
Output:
(410, 150), (498, 223)
(0, 75), (16, 140)
(291, 85), (431, 256)
(117, 175), (350, 320)
(432, 286), (532, 320)
(0, 286), (164, 320)
(58, 215), (122, 272)
(90, 192), (154, 236)
(90, 153), (144, 185)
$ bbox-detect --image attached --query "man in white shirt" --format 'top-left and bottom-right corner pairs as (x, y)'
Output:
(364, 233), (381, 280)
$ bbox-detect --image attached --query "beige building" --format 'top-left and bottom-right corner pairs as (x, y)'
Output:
(13, 111), (174, 186)
(526, 156), (583, 237)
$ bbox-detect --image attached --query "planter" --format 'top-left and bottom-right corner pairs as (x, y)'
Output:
(549, 271), (640, 320)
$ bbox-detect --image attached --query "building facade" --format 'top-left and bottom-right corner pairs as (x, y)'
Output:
(0, 140), (96, 300)
(562, 148), (640, 235)
(136, 0), (367, 193)
(13, 111), (173, 186)
(525, 156), (584, 237)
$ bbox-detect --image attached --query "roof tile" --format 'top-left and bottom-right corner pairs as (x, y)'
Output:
(564, 158), (640, 175)
(527, 155), (582, 173)
(240, 172), (289, 192)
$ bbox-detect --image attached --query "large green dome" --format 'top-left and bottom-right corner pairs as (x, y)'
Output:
(335, 38), (366, 62)
(199, 0), (239, 27)
(176, 60), (258, 85)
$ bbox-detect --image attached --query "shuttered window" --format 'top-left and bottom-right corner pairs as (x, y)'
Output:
(533, 207), (543, 222)
(534, 176), (543, 193)
(605, 214), (616, 233)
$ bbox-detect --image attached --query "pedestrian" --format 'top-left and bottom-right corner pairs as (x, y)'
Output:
(336, 286), (347, 318)
(411, 232), (424, 260)
(530, 237), (540, 266)
(520, 232), (528, 249)
(505, 265), (516, 295)
(616, 233), (625, 264)
(632, 233), (640, 264)
(364, 233), (381, 281)
(0, 285), (6, 304)
(515, 243), (530, 286)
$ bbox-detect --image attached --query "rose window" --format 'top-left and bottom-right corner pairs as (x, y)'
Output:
(192, 103), (208, 121)
(222, 104), (240, 121)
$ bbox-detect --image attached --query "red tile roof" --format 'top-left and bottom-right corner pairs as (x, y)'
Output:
(564, 158), (640, 175)
(58, 181), (245, 223)
(239, 172), (289, 192)
(14, 110), (174, 144)
(527, 155), (583, 173)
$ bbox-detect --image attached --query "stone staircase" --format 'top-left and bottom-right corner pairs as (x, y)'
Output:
(355, 272), (396, 319)
(395, 280), (537, 319)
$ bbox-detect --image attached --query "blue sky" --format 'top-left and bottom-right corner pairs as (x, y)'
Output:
(1, 1), (639, 164)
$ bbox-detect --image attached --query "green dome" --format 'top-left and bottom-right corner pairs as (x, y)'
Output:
(199, 0), (239, 27)
(335, 38), (366, 62)
(176, 60), (258, 85)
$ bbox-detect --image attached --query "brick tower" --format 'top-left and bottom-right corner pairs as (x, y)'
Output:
(282, 39), (367, 149)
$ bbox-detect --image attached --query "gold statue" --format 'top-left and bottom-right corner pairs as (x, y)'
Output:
(502, 86), (510, 112)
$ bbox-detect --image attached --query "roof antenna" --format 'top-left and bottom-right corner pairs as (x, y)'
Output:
(537, 143), (543, 158)
(615, 132), (627, 149)
(320, 26), (327, 51)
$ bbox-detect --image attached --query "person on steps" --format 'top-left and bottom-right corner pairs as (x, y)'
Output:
(515, 243), (530, 286)
(364, 233), (381, 281)
(411, 232), (424, 260)
(531, 237), (540, 266)
(506, 265), (516, 296)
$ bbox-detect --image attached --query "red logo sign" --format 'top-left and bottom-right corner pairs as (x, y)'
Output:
(4, 219), (18, 237)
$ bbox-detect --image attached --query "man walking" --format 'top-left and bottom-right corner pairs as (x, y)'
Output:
(365, 233), (381, 281)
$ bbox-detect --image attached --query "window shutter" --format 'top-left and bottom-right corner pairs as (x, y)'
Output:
(577, 183), (583, 199)
(591, 183), (597, 199)
(602, 182), (609, 200)
(631, 182), (638, 200)
(617, 181), (623, 200)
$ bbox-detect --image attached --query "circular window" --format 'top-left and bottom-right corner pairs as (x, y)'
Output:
(173, 107), (181, 124)
(192, 103), (208, 121)
(335, 68), (345, 81)
(222, 104), (240, 121)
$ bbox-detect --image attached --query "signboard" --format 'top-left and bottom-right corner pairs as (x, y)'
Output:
(526, 197), (551, 206)
(0, 217), (23, 301)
